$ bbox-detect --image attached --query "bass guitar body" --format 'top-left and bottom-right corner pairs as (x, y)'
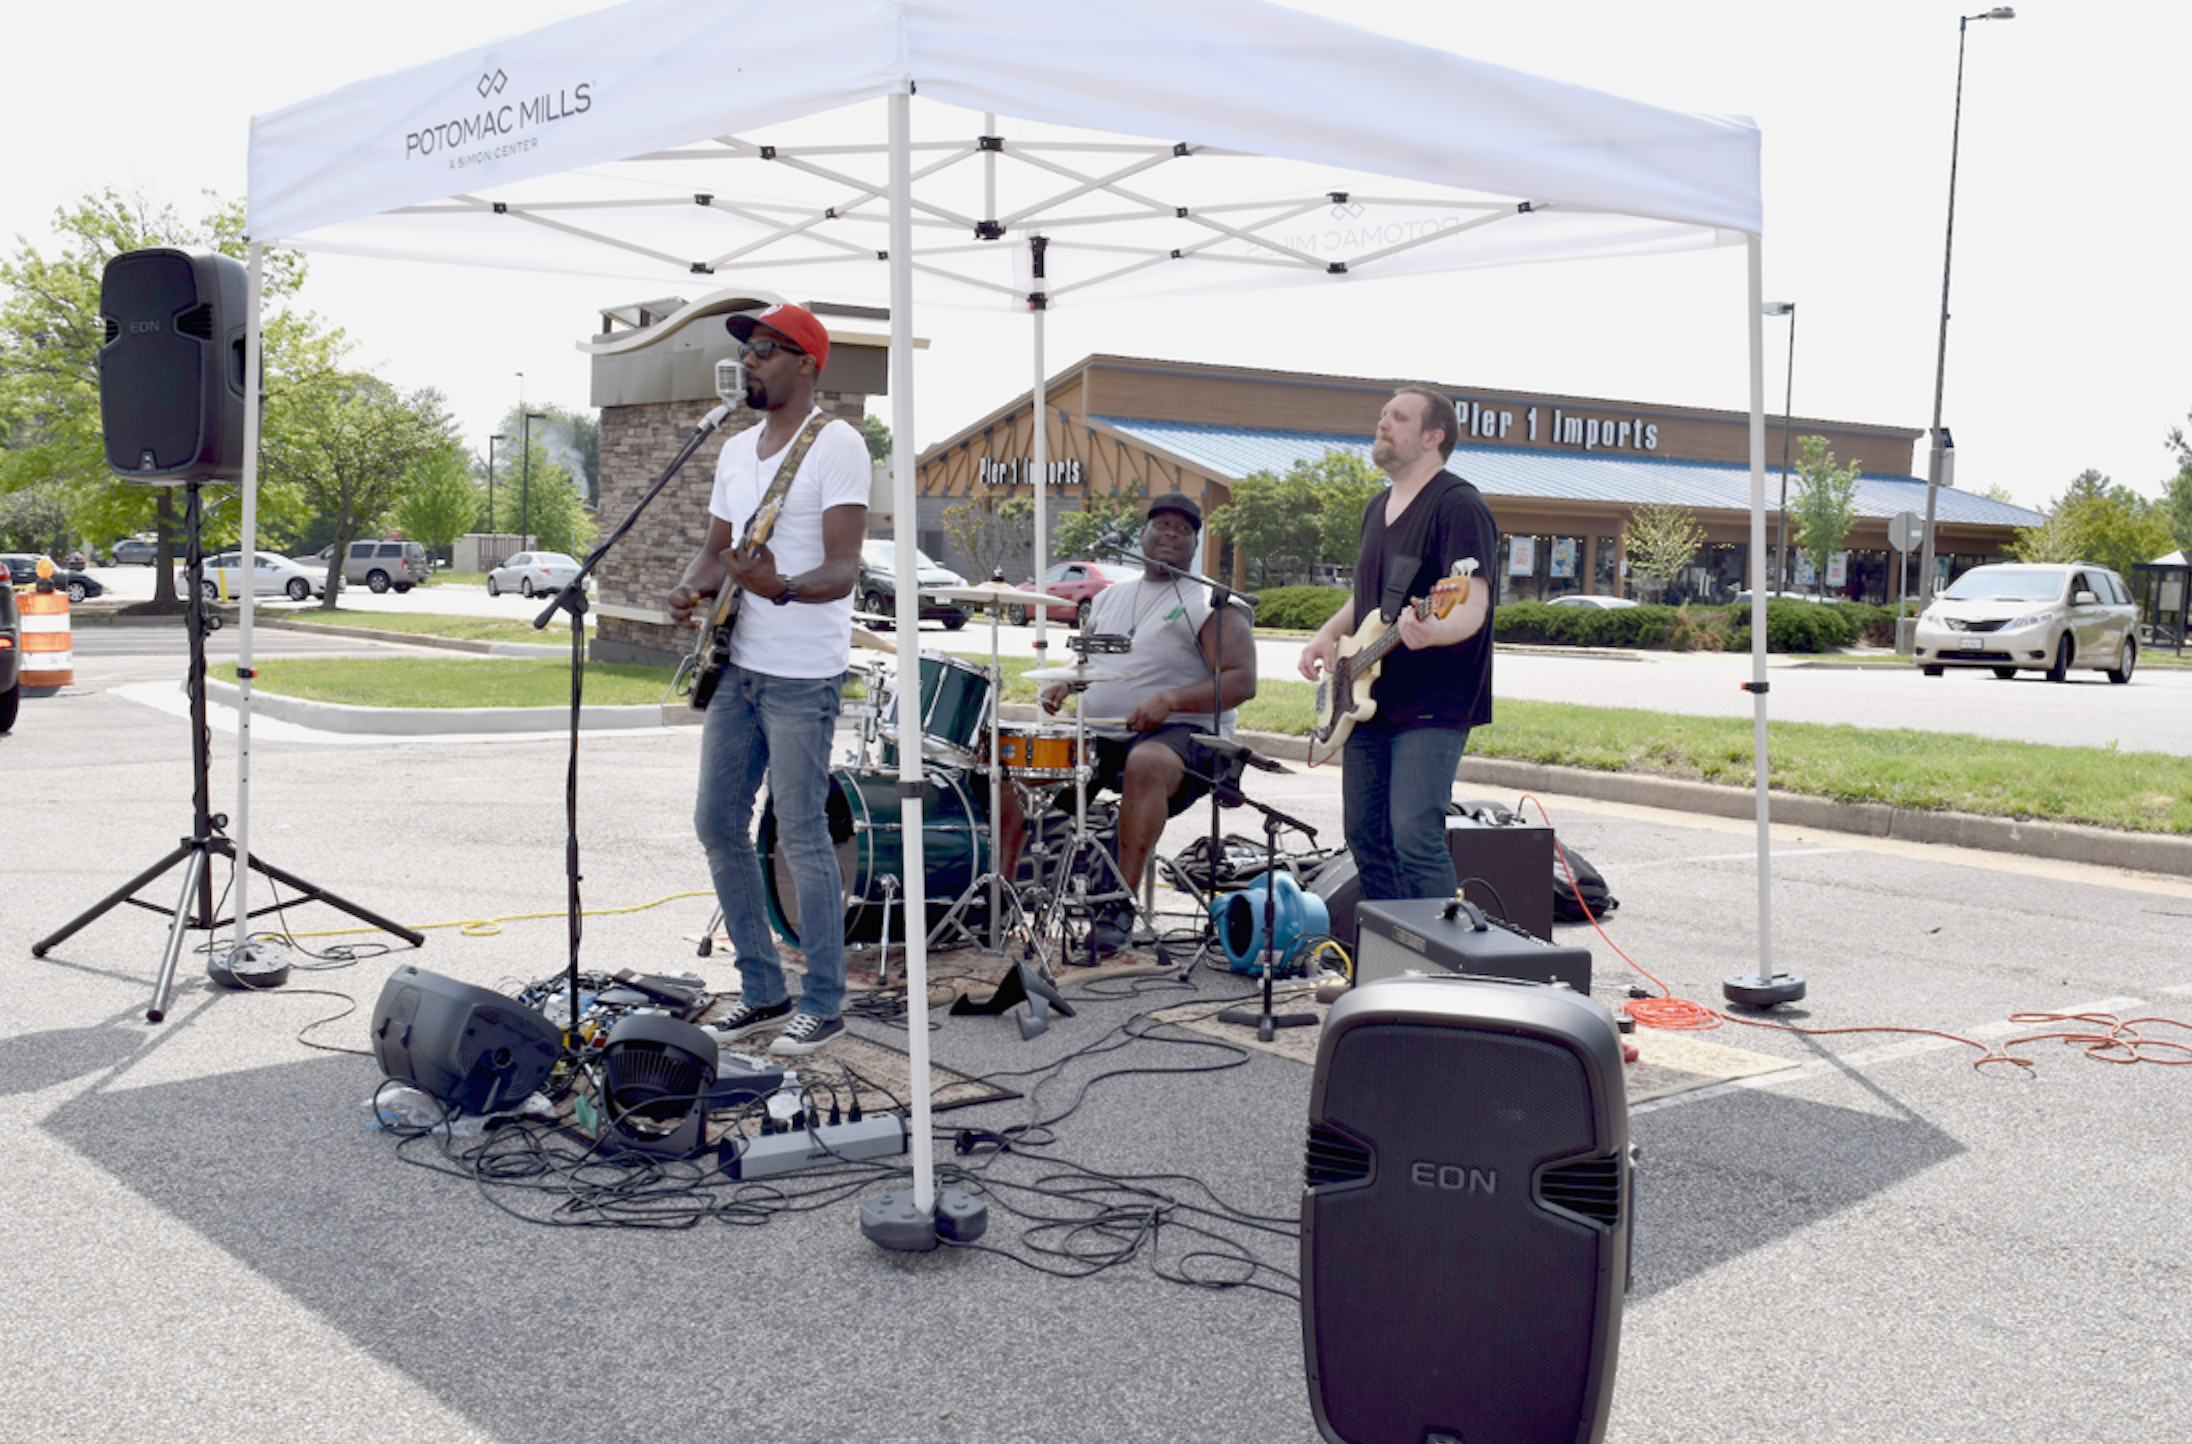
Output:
(678, 494), (785, 711)
(1308, 561), (1476, 766)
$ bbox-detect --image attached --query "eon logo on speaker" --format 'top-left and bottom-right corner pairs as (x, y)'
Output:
(130, 320), (160, 333)
(1410, 1161), (1497, 1195)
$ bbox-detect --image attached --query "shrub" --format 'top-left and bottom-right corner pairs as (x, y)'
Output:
(1494, 601), (1681, 649)
(1254, 584), (1349, 631)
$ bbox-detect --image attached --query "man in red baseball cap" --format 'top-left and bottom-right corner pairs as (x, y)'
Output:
(670, 300), (867, 1056)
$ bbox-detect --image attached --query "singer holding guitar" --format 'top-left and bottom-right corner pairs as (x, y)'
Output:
(667, 303), (869, 1057)
(1297, 387), (1496, 903)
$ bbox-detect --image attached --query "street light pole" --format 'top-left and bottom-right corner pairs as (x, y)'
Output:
(521, 412), (547, 546)
(1764, 301), (1796, 593)
(1917, 7), (2015, 611)
(486, 433), (506, 535)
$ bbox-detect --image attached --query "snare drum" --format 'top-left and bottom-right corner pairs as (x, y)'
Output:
(877, 651), (993, 769)
(759, 766), (988, 945)
(992, 721), (1084, 780)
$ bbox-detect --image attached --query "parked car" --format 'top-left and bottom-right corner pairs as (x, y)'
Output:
(1913, 561), (2138, 683)
(856, 539), (968, 630)
(110, 538), (158, 566)
(487, 551), (583, 598)
(0, 560), (18, 731)
(0, 554), (104, 603)
(1548, 593), (1638, 610)
(341, 539), (432, 593)
(176, 551), (327, 603)
(1013, 559), (1140, 627)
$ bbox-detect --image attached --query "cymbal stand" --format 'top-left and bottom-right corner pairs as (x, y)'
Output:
(1029, 680), (1143, 968)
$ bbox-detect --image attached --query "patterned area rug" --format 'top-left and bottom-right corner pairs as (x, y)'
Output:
(692, 999), (1017, 1117)
(1146, 987), (1797, 1104)
(694, 931), (1176, 1008)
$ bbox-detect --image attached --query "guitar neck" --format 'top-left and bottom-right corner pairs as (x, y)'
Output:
(1357, 595), (1433, 669)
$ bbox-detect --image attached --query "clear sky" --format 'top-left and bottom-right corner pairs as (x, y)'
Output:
(5, 0), (2183, 514)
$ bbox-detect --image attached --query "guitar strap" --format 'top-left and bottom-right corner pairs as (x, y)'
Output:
(1378, 470), (1464, 621)
(742, 410), (833, 541)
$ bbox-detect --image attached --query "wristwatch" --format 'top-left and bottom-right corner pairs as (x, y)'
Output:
(773, 579), (800, 607)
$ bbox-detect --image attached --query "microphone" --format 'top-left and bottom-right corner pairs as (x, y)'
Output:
(1094, 524), (1136, 554)
(699, 357), (746, 432)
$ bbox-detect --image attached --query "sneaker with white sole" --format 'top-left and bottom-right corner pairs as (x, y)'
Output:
(705, 997), (793, 1042)
(768, 1013), (845, 1056)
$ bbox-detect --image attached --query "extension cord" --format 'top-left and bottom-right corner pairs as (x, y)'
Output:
(722, 1114), (906, 1179)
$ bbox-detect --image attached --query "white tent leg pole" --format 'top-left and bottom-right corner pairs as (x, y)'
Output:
(888, 88), (936, 1217)
(230, 243), (265, 964)
(1030, 263), (1049, 663)
(1726, 234), (1803, 1008)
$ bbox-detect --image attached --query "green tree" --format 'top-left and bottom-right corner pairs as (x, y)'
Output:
(391, 443), (483, 564)
(0, 189), (323, 605)
(493, 403), (597, 504)
(1789, 435), (1862, 598)
(1051, 487), (1146, 561)
(262, 375), (456, 607)
(940, 495), (1034, 582)
(1206, 449), (1381, 586)
(2164, 410), (2192, 555)
(502, 433), (595, 556)
(2013, 469), (2175, 580)
(861, 414), (892, 466)
(1622, 499), (1706, 600)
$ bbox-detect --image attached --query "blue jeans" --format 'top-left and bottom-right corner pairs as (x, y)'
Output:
(1342, 724), (1469, 904)
(695, 665), (846, 1019)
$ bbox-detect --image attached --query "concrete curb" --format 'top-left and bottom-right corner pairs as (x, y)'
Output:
(203, 679), (664, 736)
(1096, 713), (2192, 880)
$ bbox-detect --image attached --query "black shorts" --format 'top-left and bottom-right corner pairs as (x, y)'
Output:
(1088, 723), (1244, 818)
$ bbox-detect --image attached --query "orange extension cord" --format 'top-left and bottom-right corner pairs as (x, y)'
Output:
(1515, 794), (2192, 1074)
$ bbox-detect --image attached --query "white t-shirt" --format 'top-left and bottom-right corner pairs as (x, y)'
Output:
(707, 409), (870, 679)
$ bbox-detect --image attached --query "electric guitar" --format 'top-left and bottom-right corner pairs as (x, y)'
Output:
(1307, 560), (1478, 766)
(677, 413), (829, 710)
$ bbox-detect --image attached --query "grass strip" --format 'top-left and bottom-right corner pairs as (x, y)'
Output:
(268, 607), (591, 645)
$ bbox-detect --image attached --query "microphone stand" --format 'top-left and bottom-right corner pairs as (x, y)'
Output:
(1191, 767), (1320, 1042)
(530, 388), (739, 1051)
(1099, 536), (1257, 976)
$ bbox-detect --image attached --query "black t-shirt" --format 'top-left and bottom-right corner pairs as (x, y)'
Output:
(1349, 469), (1497, 731)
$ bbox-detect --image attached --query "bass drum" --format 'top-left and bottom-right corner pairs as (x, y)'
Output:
(759, 766), (988, 945)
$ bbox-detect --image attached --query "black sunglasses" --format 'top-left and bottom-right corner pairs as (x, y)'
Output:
(738, 336), (804, 361)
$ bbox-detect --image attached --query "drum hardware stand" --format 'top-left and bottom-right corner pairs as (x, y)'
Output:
(1030, 673), (1144, 969)
(1202, 772), (1321, 1042)
(32, 479), (425, 1022)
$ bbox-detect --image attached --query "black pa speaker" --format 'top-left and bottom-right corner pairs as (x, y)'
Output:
(97, 248), (249, 483)
(1302, 974), (1631, 1444)
(371, 966), (563, 1116)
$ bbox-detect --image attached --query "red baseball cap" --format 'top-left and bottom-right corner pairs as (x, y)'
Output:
(726, 302), (829, 372)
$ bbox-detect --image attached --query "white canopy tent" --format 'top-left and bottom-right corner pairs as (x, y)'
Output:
(239, 0), (1777, 1223)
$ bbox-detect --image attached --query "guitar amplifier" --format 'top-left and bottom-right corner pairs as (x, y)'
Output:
(1354, 897), (1590, 993)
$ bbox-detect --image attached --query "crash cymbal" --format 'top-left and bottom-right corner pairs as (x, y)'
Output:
(923, 582), (1056, 609)
(1026, 662), (1128, 684)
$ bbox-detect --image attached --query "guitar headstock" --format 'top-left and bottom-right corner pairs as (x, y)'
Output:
(1425, 559), (1479, 619)
(740, 496), (785, 555)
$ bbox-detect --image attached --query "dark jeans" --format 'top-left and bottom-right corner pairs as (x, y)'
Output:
(1342, 724), (1469, 903)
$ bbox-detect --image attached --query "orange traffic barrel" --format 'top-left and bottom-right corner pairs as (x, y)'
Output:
(19, 587), (72, 687)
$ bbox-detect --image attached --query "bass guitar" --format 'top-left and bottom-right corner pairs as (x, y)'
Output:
(1307, 560), (1477, 766)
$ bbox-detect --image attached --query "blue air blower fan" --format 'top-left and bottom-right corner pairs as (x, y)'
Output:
(598, 1013), (720, 1158)
(1213, 872), (1330, 976)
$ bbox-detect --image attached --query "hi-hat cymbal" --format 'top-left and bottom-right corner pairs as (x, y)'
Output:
(1026, 662), (1127, 684)
(923, 582), (1055, 609)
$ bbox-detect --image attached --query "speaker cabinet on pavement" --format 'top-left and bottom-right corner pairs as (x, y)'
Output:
(1302, 974), (1631, 1444)
(97, 248), (249, 484)
(1307, 815), (1556, 960)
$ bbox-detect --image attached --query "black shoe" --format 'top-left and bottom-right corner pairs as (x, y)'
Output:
(768, 1013), (845, 1056)
(1085, 900), (1134, 955)
(705, 996), (793, 1041)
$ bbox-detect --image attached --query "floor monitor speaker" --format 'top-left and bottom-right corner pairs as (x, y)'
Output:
(371, 966), (562, 1116)
(97, 248), (248, 483)
(1302, 973), (1631, 1444)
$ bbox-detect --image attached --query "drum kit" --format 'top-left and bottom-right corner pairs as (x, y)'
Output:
(749, 580), (1145, 975)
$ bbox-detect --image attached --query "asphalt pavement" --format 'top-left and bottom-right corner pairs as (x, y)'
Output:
(4, 619), (2189, 1443)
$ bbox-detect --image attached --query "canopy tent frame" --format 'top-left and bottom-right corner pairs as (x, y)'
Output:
(234, 0), (1779, 1231)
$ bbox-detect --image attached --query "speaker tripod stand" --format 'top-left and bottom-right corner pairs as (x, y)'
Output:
(32, 481), (424, 1022)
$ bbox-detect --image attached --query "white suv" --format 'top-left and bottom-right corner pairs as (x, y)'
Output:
(1913, 562), (2138, 683)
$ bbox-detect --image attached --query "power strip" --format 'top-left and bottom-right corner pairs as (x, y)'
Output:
(721, 1114), (907, 1179)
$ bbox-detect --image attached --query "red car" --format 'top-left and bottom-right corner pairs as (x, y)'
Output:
(1010, 560), (1140, 627)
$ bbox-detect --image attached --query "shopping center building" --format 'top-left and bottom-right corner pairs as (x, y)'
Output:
(909, 354), (2047, 605)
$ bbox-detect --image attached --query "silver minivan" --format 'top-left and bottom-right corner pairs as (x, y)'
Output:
(1913, 562), (2138, 683)
(342, 540), (431, 594)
